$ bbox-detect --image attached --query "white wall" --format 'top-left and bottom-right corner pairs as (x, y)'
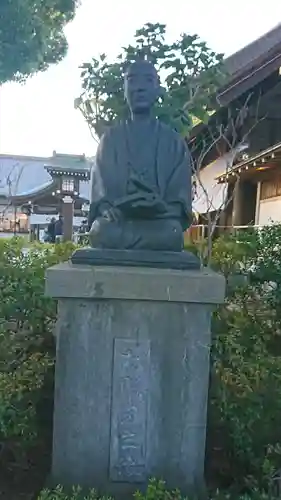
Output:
(193, 150), (239, 214)
(257, 197), (281, 225)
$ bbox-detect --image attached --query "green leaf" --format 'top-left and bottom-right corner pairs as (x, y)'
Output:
(0, 0), (79, 83)
(77, 22), (225, 137)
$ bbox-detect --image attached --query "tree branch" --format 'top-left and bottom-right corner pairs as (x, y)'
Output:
(192, 96), (265, 264)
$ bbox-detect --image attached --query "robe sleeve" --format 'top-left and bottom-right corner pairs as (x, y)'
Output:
(165, 134), (193, 231)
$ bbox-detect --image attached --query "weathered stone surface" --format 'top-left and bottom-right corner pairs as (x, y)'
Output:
(45, 263), (225, 304)
(46, 263), (225, 498)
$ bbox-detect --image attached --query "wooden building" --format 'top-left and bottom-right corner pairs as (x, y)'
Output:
(190, 23), (281, 231)
(217, 142), (281, 227)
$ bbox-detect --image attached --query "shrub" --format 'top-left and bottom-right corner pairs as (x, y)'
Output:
(37, 480), (280, 499)
(38, 485), (110, 499)
(210, 230), (258, 277)
(208, 225), (281, 491)
(3, 227), (281, 497)
(134, 479), (185, 500)
(0, 238), (75, 485)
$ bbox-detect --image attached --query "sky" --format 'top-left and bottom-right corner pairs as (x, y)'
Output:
(0, 0), (279, 158)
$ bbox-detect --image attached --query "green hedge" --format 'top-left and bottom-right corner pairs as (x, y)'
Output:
(1, 230), (281, 498)
(207, 226), (281, 493)
(0, 237), (76, 493)
(38, 480), (280, 499)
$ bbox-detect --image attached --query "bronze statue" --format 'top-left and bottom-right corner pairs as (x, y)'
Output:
(72, 59), (199, 269)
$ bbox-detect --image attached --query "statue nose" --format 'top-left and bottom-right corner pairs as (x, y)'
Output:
(136, 87), (146, 95)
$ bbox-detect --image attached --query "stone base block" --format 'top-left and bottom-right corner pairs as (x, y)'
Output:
(71, 247), (200, 270)
(45, 263), (225, 498)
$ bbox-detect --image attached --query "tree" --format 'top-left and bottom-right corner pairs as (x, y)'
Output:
(76, 22), (225, 139)
(0, 0), (79, 84)
(0, 161), (26, 202)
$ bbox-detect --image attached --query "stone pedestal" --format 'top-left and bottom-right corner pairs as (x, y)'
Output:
(45, 263), (225, 498)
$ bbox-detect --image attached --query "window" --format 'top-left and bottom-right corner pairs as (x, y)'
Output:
(260, 178), (281, 200)
(62, 178), (74, 193)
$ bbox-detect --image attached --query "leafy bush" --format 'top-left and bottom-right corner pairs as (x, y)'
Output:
(208, 225), (281, 492)
(134, 479), (185, 500)
(38, 485), (109, 500)
(210, 229), (258, 277)
(3, 227), (281, 497)
(38, 480), (280, 499)
(0, 238), (75, 486)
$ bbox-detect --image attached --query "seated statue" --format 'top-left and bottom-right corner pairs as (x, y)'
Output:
(72, 59), (199, 269)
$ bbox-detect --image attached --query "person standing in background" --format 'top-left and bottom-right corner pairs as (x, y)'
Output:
(54, 215), (63, 242)
(47, 217), (56, 243)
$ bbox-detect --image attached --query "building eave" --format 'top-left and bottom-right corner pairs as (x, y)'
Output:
(10, 180), (56, 202)
(188, 23), (281, 145)
(44, 165), (90, 179)
(0, 153), (52, 162)
(216, 141), (281, 183)
(223, 23), (281, 81)
(217, 50), (281, 106)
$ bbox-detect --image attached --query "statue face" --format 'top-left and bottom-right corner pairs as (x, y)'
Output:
(124, 61), (159, 114)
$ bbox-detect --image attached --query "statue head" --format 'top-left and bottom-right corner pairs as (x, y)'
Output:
(124, 59), (160, 115)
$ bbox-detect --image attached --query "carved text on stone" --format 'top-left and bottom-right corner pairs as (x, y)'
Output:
(109, 338), (150, 482)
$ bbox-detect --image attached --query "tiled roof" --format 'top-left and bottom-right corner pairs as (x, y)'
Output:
(0, 153), (91, 199)
(0, 155), (51, 198)
(189, 24), (281, 141)
(224, 23), (281, 80)
(44, 152), (91, 174)
(15, 180), (54, 197)
(217, 23), (281, 105)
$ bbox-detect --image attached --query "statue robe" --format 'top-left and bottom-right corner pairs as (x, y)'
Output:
(89, 119), (193, 233)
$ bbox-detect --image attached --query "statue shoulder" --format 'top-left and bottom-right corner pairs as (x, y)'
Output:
(96, 123), (123, 157)
(94, 122), (125, 168)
